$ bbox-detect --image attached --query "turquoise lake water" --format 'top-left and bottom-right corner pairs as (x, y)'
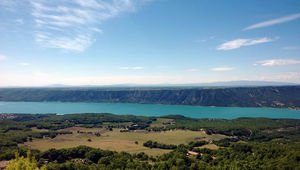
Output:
(0, 101), (299, 119)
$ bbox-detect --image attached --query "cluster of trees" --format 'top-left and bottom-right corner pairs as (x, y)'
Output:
(143, 140), (208, 150)
(1, 86), (300, 109)
(6, 146), (153, 169)
(162, 115), (300, 142)
(6, 151), (38, 170)
(1, 113), (155, 132)
(0, 129), (71, 148)
(213, 138), (239, 147)
(143, 140), (177, 150)
(5, 141), (300, 169)
(187, 141), (208, 149)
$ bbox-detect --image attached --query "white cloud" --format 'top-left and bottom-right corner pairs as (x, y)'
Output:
(40, 35), (93, 52)
(187, 68), (199, 72)
(0, 0), (18, 11)
(256, 59), (300, 66)
(33, 70), (48, 77)
(0, 54), (7, 61)
(120, 66), (144, 70)
(15, 19), (24, 24)
(75, 0), (105, 9)
(281, 46), (299, 50)
(196, 36), (215, 43)
(217, 37), (273, 50)
(211, 67), (234, 71)
(19, 62), (30, 66)
(244, 13), (300, 30)
(156, 66), (169, 69)
(30, 0), (150, 52)
(90, 27), (103, 33)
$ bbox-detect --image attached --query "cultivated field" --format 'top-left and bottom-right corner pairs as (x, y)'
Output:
(21, 127), (226, 156)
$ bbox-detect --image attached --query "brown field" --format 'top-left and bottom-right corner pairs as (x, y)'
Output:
(21, 127), (226, 156)
(31, 127), (49, 132)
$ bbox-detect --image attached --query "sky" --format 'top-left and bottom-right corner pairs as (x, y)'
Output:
(0, 0), (300, 86)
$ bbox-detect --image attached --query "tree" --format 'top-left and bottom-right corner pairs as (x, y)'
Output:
(6, 151), (37, 170)
(85, 150), (103, 163)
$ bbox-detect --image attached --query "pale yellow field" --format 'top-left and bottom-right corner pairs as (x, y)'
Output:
(31, 127), (49, 132)
(198, 144), (219, 150)
(21, 127), (226, 156)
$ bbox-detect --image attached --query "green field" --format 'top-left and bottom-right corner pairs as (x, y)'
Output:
(149, 118), (174, 128)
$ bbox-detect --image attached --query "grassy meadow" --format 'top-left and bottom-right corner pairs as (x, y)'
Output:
(22, 126), (225, 156)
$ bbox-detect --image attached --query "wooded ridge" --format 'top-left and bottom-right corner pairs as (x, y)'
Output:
(0, 86), (299, 109)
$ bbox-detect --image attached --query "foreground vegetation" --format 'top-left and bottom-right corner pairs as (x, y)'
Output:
(0, 113), (299, 169)
(0, 86), (300, 109)
(6, 142), (299, 170)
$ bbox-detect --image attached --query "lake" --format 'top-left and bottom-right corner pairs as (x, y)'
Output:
(0, 101), (299, 119)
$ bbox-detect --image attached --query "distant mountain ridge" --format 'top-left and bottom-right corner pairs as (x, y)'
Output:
(30, 80), (299, 88)
(1, 80), (297, 88)
(186, 80), (297, 87)
(0, 86), (299, 110)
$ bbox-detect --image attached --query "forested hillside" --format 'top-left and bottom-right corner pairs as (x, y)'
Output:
(0, 86), (299, 109)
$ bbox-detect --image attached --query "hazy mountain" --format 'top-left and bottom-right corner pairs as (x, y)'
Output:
(1, 81), (297, 88)
(183, 80), (298, 87)
(48, 81), (298, 88)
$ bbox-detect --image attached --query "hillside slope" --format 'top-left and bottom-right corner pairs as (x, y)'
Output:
(0, 86), (299, 109)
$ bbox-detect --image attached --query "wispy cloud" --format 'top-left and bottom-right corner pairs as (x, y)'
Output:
(120, 66), (144, 70)
(187, 68), (199, 72)
(156, 66), (169, 69)
(211, 67), (234, 71)
(33, 70), (49, 77)
(244, 13), (300, 30)
(281, 46), (299, 50)
(256, 59), (300, 66)
(15, 19), (24, 24)
(196, 36), (215, 43)
(30, 0), (150, 52)
(0, 0), (18, 11)
(19, 62), (30, 66)
(217, 37), (273, 50)
(0, 54), (7, 61)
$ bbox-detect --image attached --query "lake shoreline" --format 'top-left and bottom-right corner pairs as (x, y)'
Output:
(0, 101), (299, 119)
(0, 100), (299, 111)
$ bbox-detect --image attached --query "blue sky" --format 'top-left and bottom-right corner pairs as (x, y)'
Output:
(0, 0), (300, 86)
